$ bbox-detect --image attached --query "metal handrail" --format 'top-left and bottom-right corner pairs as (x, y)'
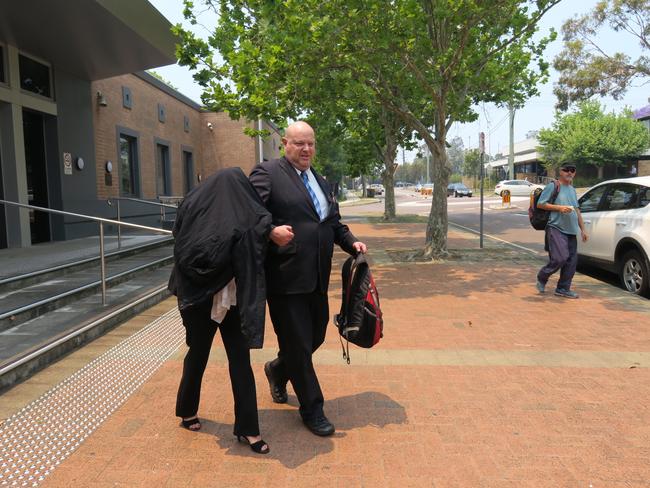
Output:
(106, 197), (177, 249)
(107, 196), (178, 209)
(0, 199), (172, 306)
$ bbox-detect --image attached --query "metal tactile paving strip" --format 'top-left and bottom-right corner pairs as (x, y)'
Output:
(0, 308), (185, 487)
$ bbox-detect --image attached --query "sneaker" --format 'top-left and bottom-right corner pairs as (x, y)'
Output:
(554, 288), (579, 299)
(536, 280), (546, 293)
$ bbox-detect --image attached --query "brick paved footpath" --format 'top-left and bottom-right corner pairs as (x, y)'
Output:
(3, 221), (649, 488)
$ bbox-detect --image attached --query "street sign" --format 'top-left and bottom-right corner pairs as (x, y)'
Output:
(63, 152), (72, 175)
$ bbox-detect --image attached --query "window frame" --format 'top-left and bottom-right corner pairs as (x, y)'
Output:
(578, 184), (609, 213)
(0, 43), (7, 86)
(601, 183), (643, 212)
(116, 126), (141, 198)
(18, 51), (54, 100)
(181, 146), (194, 194)
(154, 138), (172, 197)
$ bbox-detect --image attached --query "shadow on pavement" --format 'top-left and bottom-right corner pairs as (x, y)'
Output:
(196, 391), (406, 469)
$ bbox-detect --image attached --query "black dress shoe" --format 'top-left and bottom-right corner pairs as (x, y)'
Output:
(264, 361), (288, 404)
(303, 415), (335, 436)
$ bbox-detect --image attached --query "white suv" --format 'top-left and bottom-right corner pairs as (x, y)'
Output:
(577, 176), (650, 297)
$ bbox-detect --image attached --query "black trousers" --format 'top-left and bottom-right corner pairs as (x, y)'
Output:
(266, 291), (329, 421)
(175, 301), (260, 437)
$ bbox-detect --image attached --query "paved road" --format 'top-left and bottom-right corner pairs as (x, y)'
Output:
(344, 187), (625, 292)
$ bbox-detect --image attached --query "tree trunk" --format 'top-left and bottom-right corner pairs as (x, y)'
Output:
(379, 105), (398, 221)
(382, 163), (396, 220)
(422, 108), (451, 258)
(361, 174), (367, 197)
(597, 165), (604, 180)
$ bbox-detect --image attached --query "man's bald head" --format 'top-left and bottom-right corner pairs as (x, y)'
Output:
(283, 121), (316, 171)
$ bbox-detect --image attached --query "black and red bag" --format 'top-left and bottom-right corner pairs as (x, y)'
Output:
(529, 180), (560, 230)
(334, 253), (383, 363)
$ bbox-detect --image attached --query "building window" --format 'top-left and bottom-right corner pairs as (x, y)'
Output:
(119, 134), (138, 197)
(158, 103), (166, 123)
(156, 143), (171, 196)
(183, 151), (194, 194)
(122, 86), (132, 109)
(0, 45), (6, 84)
(19, 53), (52, 98)
(184, 115), (190, 133)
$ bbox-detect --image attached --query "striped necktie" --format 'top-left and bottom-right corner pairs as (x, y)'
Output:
(300, 171), (324, 220)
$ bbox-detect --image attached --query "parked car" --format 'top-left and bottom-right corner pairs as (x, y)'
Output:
(447, 183), (473, 197)
(415, 183), (422, 192)
(577, 176), (650, 297)
(494, 180), (544, 196)
(369, 184), (384, 195)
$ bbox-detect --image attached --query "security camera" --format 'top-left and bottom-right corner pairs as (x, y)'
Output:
(207, 122), (213, 130)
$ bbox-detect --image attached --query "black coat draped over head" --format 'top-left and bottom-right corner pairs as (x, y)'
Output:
(168, 167), (272, 348)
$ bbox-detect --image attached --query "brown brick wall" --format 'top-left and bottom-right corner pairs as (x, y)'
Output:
(200, 112), (257, 177)
(92, 74), (203, 200)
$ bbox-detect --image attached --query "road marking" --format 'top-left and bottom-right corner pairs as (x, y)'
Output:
(448, 221), (543, 256)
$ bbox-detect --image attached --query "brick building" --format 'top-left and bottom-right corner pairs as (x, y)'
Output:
(0, 0), (280, 249)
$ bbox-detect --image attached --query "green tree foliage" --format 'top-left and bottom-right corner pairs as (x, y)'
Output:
(395, 158), (427, 183)
(554, 0), (650, 111)
(174, 0), (557, 256)
(538, 101), (650, 178)
(447, 137), (465, 175)
(174, 0), (410, 221)
(462, 149), (482, 180)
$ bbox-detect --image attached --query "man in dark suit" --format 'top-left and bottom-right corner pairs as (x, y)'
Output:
(249, 121), (367, 436)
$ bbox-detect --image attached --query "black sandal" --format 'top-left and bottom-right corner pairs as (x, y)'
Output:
(180, 417), (201, 431)
(236, 435), (270, 454)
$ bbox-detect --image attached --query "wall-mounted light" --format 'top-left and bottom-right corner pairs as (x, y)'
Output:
(206, 122), (213, 130)
(96, 91), (107, 107)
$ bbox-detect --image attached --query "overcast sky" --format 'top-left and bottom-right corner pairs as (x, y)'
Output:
(149, 0), (649, 162)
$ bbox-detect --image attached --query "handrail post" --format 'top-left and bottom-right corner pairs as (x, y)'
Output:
(116, 199), (121, 249)
(160, 203), (165, 223)
(99, 222), (107, 306)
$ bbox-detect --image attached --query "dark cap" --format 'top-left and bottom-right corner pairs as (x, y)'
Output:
(560, 162), (576, 171)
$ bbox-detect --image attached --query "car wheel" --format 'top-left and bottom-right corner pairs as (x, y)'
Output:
(619, 249), (650, 297)
(454, 191), (458, 198)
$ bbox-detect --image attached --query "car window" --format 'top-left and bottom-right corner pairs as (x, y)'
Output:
(579, 185), (608, 213)
(602, 184), (640, 211)
(640, 187), (650, 207)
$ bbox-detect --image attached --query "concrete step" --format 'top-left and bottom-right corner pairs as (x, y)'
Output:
(0, 264), (173, 392)
(0, 236), (173, 293)
(0, 243), (174, 331)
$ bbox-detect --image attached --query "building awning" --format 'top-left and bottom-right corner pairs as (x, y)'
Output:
(634, 104), (650, 120)
(486, 150), (541, 169)
(0, 0), (177, 80)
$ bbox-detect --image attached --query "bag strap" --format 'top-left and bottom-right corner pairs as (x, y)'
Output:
(550, 179), (560, 204)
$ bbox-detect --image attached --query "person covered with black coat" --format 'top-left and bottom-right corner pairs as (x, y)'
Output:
(168, 167), (272, 454)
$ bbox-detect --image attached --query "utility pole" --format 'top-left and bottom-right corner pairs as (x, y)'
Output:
(478, 132), (485, 249)
(508, 103), (515, 179)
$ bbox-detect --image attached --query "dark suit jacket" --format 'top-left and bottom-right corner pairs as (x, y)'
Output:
(249, 157), (357, 294)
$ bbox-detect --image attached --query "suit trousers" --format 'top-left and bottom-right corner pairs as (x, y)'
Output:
(267, 291), (329, 421)
(175, 301), (260, 437)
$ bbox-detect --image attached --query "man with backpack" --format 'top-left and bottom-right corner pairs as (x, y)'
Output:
(536, 162), (589, 298)
(249, 121), (367, 436)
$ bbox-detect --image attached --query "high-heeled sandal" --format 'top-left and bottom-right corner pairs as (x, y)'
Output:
(180, 417), (201, 431)
(236, 435), (270, 454)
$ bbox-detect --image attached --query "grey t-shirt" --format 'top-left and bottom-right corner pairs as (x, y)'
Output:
(538, 182), (580, 235)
